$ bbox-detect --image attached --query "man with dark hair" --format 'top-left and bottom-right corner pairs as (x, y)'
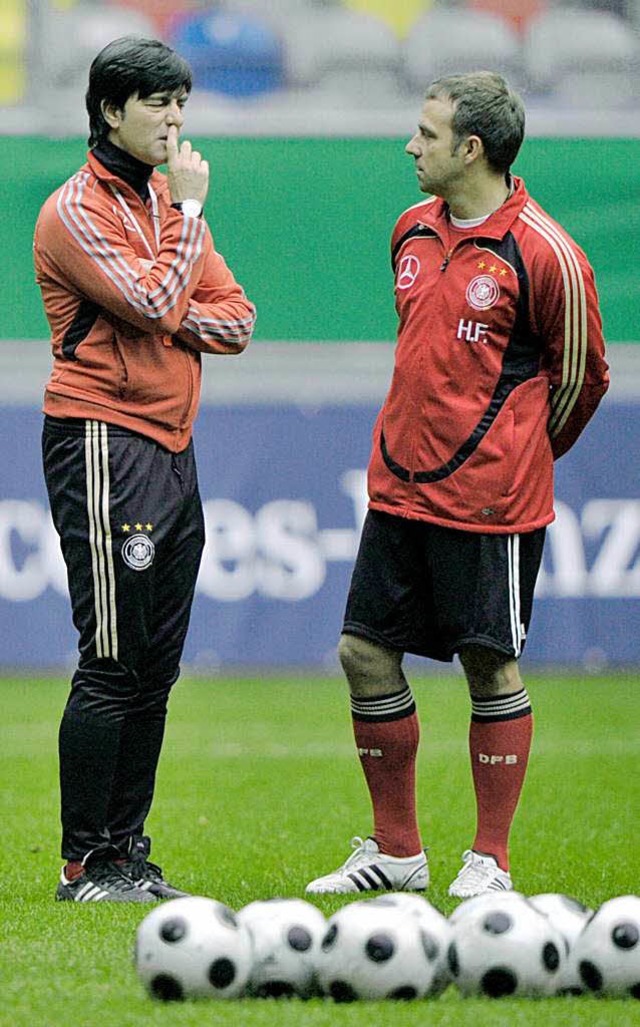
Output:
(34, 36), (255, 902)
(306, 71), (608, 899)
(85, 36), (193, 148)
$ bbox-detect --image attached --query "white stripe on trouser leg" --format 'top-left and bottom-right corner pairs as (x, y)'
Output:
(85, 422), (104, 657)
(84, 420), (117, 659)
(91, 422), (109, 656)
(513, 535), (522, 653)
(507, 535), (522, 657)
(99, 422), (118, 659)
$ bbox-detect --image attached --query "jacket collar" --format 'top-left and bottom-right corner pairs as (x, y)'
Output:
(416, 176), (529, 240)
(87, 148), (169, 203)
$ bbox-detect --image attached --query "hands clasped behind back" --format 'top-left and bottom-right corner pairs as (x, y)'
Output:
(166, 124), (209, 207)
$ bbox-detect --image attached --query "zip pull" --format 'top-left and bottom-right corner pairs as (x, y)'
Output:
(440, 250), (452, 272)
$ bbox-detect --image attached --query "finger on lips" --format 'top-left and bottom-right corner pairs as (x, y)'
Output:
(165, 126), (179, 157)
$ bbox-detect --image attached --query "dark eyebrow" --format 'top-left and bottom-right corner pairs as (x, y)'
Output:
(147, 92), (188, 103)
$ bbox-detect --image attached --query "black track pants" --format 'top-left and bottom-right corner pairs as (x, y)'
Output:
(42, 417), (205, 860)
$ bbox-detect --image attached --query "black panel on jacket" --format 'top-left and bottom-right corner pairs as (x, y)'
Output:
(381, 230), (543, 484)
(62, 299), (102, 360)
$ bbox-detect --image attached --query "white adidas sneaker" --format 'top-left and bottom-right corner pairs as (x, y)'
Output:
(305, 837), (429, 895)
(448, 849), (513, 899)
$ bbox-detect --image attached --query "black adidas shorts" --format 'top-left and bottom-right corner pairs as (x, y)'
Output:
(343, 510), (546, 663)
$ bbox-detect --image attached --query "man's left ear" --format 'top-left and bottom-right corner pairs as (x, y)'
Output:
(464, 135), (483, 165)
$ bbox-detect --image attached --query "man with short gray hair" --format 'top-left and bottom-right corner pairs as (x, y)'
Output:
(306, 71), (608, 899)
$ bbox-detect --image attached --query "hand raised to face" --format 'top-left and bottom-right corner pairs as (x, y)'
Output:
(166, 124), (209, 207)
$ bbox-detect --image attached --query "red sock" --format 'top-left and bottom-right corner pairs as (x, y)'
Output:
(63, 861), (84, 881)
(468, 689), (533, 871)
(351, 687), (422, 857)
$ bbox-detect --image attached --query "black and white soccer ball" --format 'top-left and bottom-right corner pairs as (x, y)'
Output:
(448, 891), (566, 998)
(572, 894), (640, 999)
(317, 897), (442, 1001)
(135, 895), (253, 1001)
(529, 892), (593, 994)
(449, 888), (527, 927)
(366, 893), (453, 996)
(237, 897), (327, 998)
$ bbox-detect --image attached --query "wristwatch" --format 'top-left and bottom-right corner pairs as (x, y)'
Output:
(175, 199), (202, 218)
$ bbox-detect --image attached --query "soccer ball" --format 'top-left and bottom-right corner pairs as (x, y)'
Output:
(366, 893), (453, 996)
(317, 897), (443, 1001)
(448, 891), (566, 998)
(135, 895), (253, 1001)
(572, 894), (640, 999)
(449, 888), (527, 927)
(237, 897), (327, 998)
(529, 892), (593, 994)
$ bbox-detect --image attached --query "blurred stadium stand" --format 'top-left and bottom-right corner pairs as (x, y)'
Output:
(170, 8), (285, 97)
(346, 0), (432, 37)
(0, 0), (27, 105)
(275, 7), (402, 103)
(467, 0), (547, 35)
(2, 0), (639, 135)
(38, 3), (157, 90)
(523, 8), (640, 106)
(403, 8), (524, 91)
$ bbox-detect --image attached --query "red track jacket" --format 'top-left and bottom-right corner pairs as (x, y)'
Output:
(34, 151), (256, 452)
(367, 177), (609, 533)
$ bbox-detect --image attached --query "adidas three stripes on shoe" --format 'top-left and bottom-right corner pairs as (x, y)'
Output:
(305, 836), (429, 895)
(56, 858), (158, 903)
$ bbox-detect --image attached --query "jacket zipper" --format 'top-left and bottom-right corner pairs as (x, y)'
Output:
(410, 241), (453, 479)
(403, 235), (453, 479)
(440, 249), (452, 272)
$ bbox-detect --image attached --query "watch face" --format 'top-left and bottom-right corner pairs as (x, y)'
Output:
(182, 199), (202, 218)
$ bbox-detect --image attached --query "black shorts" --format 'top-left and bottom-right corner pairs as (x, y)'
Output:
(343, 510), (545, 663)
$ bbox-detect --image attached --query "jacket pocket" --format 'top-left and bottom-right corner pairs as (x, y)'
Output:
(109, 333), (128, 398)
(503, 376), (553, 497)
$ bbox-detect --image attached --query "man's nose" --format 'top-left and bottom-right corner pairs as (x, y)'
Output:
(166, 101), (184, 127)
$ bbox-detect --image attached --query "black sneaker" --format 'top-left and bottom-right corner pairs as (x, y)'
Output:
(56, 858), (158, 903)
(119, 835), (189, 900)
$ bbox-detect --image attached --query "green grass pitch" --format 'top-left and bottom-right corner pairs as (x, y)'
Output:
(0, 671), (638, 1026)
